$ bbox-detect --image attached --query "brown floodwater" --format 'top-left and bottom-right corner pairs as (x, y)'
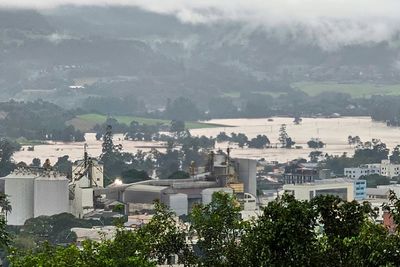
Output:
(14, 117), (400, 164)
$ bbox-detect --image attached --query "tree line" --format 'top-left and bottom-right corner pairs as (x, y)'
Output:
(5, 192), (400, 266)
(0, 100), (84, 142)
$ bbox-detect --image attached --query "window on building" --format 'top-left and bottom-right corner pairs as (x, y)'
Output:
(315, 188), (348, 201)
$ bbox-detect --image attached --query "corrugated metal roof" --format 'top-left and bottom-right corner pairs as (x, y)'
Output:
(366, 188), (390, 196)
(125, 184), (168, 193)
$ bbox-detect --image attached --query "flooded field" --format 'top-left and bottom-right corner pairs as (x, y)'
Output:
(14, 117), (400, 164)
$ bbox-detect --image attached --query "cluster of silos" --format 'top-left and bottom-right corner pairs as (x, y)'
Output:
(34, 176), (69, 217)
(0, 169), (69, 225)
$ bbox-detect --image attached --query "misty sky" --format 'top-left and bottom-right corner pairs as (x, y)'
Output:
(2, 0), (400, 49)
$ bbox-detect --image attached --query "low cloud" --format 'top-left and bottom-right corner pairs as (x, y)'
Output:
(2, 0), (400, 50)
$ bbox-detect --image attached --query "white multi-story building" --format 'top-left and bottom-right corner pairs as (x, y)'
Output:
(344, 164), (381, 179)
(345, 160), (400, 179)
(380, 160), (400, 178)
(283, 178), (366, 201)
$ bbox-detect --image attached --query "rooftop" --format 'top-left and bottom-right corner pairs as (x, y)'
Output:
(1, 168), (68, 180)
(366, 188), (390, 196)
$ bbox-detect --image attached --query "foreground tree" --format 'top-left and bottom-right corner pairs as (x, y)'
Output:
(10, 192), (400, 266)
(138, 201), (193, 265)
(241, 195), (318, 266)
(189, 192), (245, 266)
(0, 198), (10, 249)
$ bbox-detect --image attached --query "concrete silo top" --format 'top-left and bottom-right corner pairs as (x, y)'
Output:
(1, 168), (68, 180)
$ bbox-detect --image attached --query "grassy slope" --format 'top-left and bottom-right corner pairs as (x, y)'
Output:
(292, 82), (400, 97)
(69, 113), (226, 131)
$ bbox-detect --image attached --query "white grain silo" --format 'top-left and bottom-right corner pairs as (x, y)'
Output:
(34, 173), (69, 217)
(1, 170), (35, 225)
(201, 187), (233, 205)
(235, 158), (257, 197)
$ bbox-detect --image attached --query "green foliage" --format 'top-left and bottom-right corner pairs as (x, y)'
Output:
(76, 113), (221, 131)
(16, 213), (96, 246)
(230, 133), (248, 148)
(54, 155), (73, 178)
(112, 204), (125, 214)
(138, 201), (193, 265)
(10, 193), (400, 267)
(125, 120), (161, 141)
(325, 139), (391, 174)
(324, 153), (355, 175)
(167, 171), (190, 179)
(207, 97), (238, 118)
(83, 96), (146, 116)
(309, 150), (324, 163)
(121, 168), (150, 184)
(353, 139), (389, 163)
(308, 138), (325, 149)
(362, 174), (391, 188)
(278, 124), (295, 148)
(0, 100), (84, 142)
(170, 120), (185, 134)
(247, 134), (270, 149)
(189, 192), (245, 266)
(8, 239), (155, 267)
(0, 138), (21, 176)
(165, 97), (203, 121)
(390, 145), (400, 164)
(0, 215), (10, 249)
(241, 194), (318, 267)
(216, 132), (230, 143)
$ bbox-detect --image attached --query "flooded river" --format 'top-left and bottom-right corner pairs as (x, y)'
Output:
(14, 117), (400, 164)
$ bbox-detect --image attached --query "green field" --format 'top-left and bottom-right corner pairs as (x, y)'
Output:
(292, 82), (400, 97)
(69, 113), (226, 131)
(14, 137), (47, 146)
(223, 91), (286, 98)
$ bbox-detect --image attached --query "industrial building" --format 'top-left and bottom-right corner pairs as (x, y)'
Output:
(0, 168), (69, 225)
(70, 156), (105, 218)
(282, 162), (320, 184)
(0, 150), (258, 225)
(97, 152), (258, 216)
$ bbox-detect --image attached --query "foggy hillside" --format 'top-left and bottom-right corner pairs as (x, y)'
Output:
(0, 6), (399, 108)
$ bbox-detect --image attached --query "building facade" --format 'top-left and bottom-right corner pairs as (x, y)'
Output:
(344, 164), (381, 179)
(345, 160), (400, 179)
(283, 178), (365, 201)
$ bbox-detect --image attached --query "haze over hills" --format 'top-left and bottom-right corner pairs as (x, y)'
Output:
(0, 5), (399, 111)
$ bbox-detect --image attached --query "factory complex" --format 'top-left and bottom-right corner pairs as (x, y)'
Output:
(0, 151), (258, 226)
(0, 149), (375, 228)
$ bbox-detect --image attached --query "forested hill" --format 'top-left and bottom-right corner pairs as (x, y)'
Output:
(0, 7), (399, 106)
